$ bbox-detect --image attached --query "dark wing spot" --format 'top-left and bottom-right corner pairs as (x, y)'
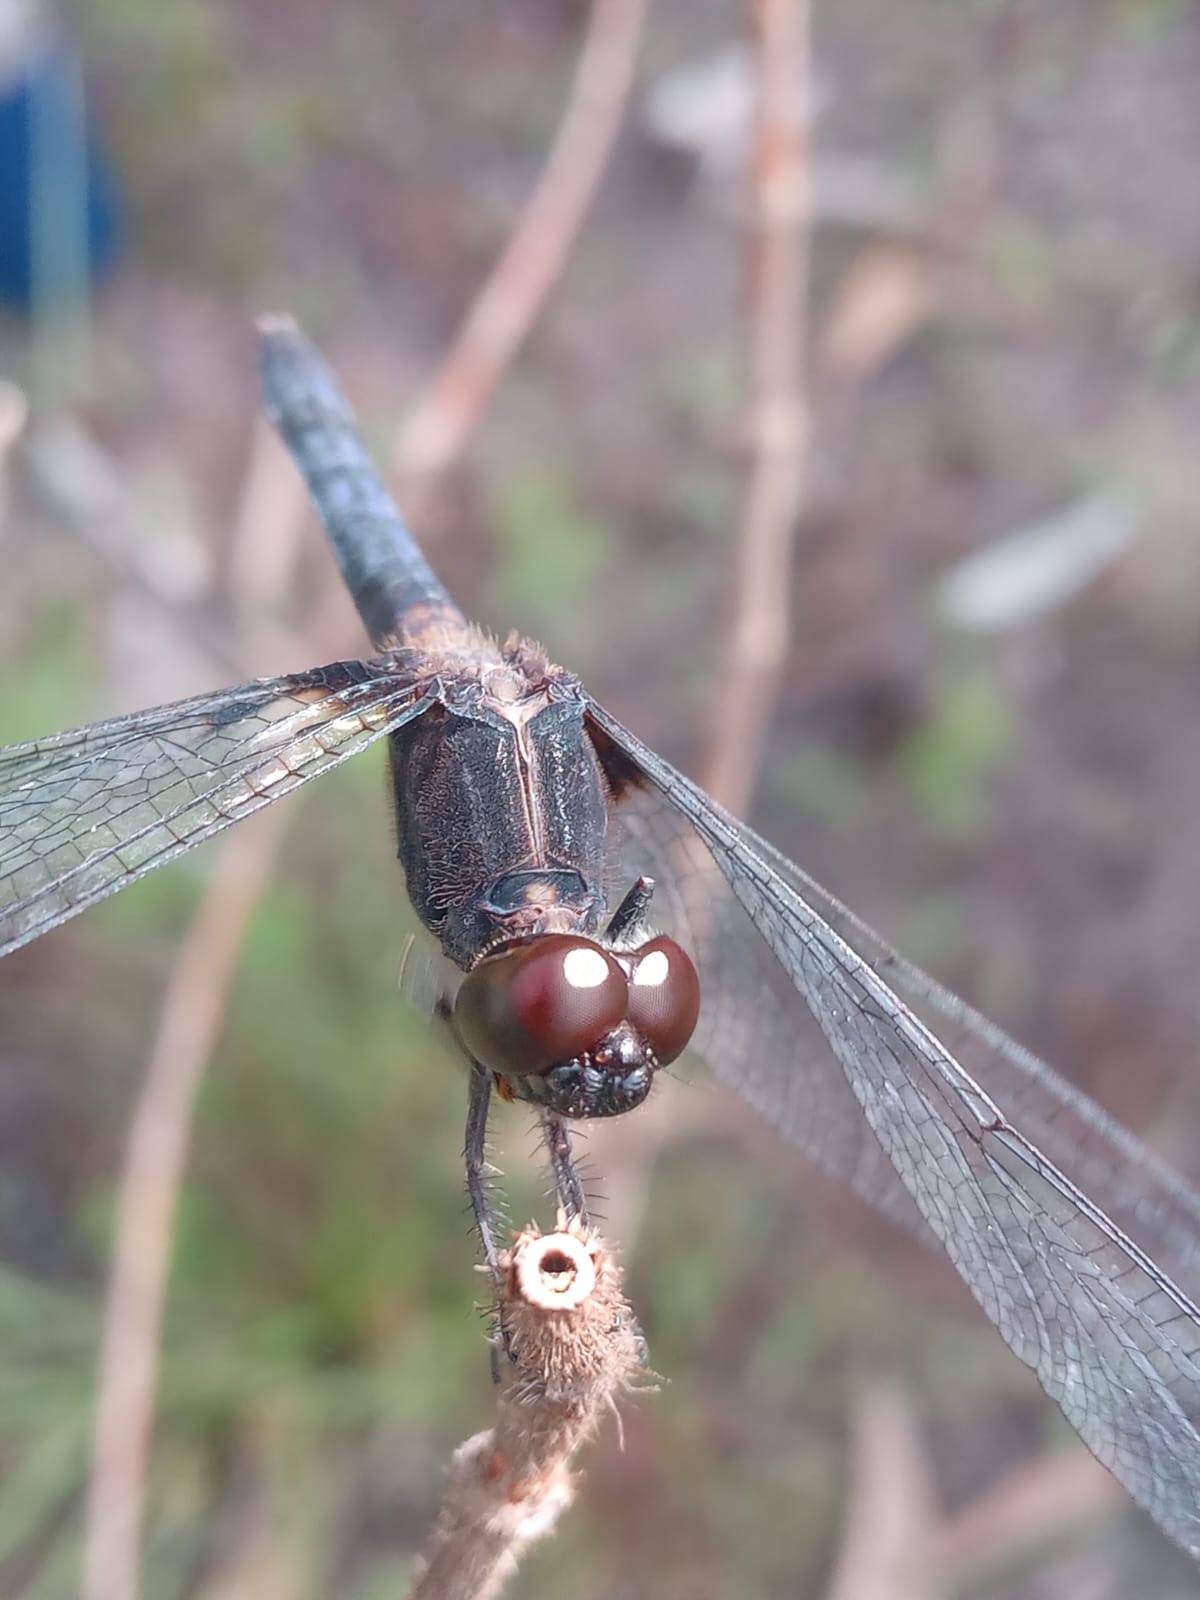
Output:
(585, 710), (654, 803)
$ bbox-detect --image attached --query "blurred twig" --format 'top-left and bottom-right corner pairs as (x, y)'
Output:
(818, 241), (931, 386)
(81, 813), (289, 1600)
(0, 379), (29, 461)
(406, 1218), (643, 1600)
(80, 411), (318, 1600)
(228, 414), (314, 620)
(827, 1400), (1121, 1599)
(702, 0), (810, 814)
(592, 0), (812, 1294)
(824, 1383), (940, 1600)
(0, 379), (29, 541)
(392, 0), (648, 510)
(935, 1446), (1121, 1584)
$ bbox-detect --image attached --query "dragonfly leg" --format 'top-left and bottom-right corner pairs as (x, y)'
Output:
(542, 1108), (649, 1366)
(464, 1064), (502, 1276)
(605, 875), (655, 943)
(541, 1110), (589, 1226)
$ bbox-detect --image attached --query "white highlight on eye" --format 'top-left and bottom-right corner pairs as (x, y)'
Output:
(632, 948), (669, 987)
(563, 946), (611, 989)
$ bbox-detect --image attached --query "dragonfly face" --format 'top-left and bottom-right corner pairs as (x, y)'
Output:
(453, 930), (700, 1117)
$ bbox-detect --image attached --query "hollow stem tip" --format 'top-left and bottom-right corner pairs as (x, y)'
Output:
(499, 1214), (642, 1396)
(406, 1218), (644, 1600)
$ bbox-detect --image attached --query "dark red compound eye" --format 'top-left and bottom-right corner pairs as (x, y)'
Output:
(453, 935), (629, 1077)
(625, 937), (700, 1065)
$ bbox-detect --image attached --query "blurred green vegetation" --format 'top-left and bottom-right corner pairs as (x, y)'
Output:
(769, 744), (875, 832)
(80, 1), (319, 286)
(898, 670), (1014, 842)
(0, 599), (92, 746)
(488, 458), (614, 660)
(655, 343), (743, 431)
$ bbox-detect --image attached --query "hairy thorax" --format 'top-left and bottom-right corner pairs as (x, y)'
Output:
(385, 633), (610, 969)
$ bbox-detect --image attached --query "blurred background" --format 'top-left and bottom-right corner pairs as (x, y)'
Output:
(1, 1), (1199, 1596)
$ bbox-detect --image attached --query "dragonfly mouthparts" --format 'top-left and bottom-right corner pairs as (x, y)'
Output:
(509, 1021), (656, 1120)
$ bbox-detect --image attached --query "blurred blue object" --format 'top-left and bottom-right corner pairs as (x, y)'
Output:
(0, 3), (125, 310)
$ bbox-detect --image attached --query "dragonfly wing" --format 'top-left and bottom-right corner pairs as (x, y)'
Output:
(0, 657), (432, 956)
(603, 733), (1200, 1295)
(589, 700), (1200, 1559)
(601, 741), (925, 1233)
(746, 822), (1200, 1294)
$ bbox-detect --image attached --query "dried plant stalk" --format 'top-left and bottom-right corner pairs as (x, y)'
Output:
(77, 319), (343, 1600)
(594, 0), (814, 1275)
(393, 0), (648, 503)
(82, 813), (288, 1600)
(824, 1383), (939, 1600)
(935, 1447), (1120, 1584)
(703, 0), (811, 815)
(407, 1217), (644, 1600)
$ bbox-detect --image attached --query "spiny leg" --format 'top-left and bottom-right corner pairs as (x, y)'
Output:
(541, 1109), (589, 1227)
(605, 875), (655, 942)
(465, 1064), (501, 1276)
(542, 1107), (648, 1367)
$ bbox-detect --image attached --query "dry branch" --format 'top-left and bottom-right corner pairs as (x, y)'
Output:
(823, 1382), (940, 1600)
(82, 813), (289, 1600)
(392, 0), (648, 505)
(702, 0), (810, 815)
(81, 362), (363, 1600)
(935, 1447), (1120, 1583)
(407, 1217), (643, 1600)
(0, 378), (29, 540)
(590, 0), (814, 1296)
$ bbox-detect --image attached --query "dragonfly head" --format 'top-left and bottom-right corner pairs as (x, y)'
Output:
(452, 932), (700, 1119)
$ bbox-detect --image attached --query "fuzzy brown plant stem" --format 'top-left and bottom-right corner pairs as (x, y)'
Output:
(406, 1218), (644, 1600)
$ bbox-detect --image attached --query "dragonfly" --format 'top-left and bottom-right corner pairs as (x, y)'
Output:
(3, 319), (1200, 1560)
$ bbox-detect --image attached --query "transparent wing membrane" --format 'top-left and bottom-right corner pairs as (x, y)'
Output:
(0, 658), (429, 955)
(592, 701), (1200, 1559)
